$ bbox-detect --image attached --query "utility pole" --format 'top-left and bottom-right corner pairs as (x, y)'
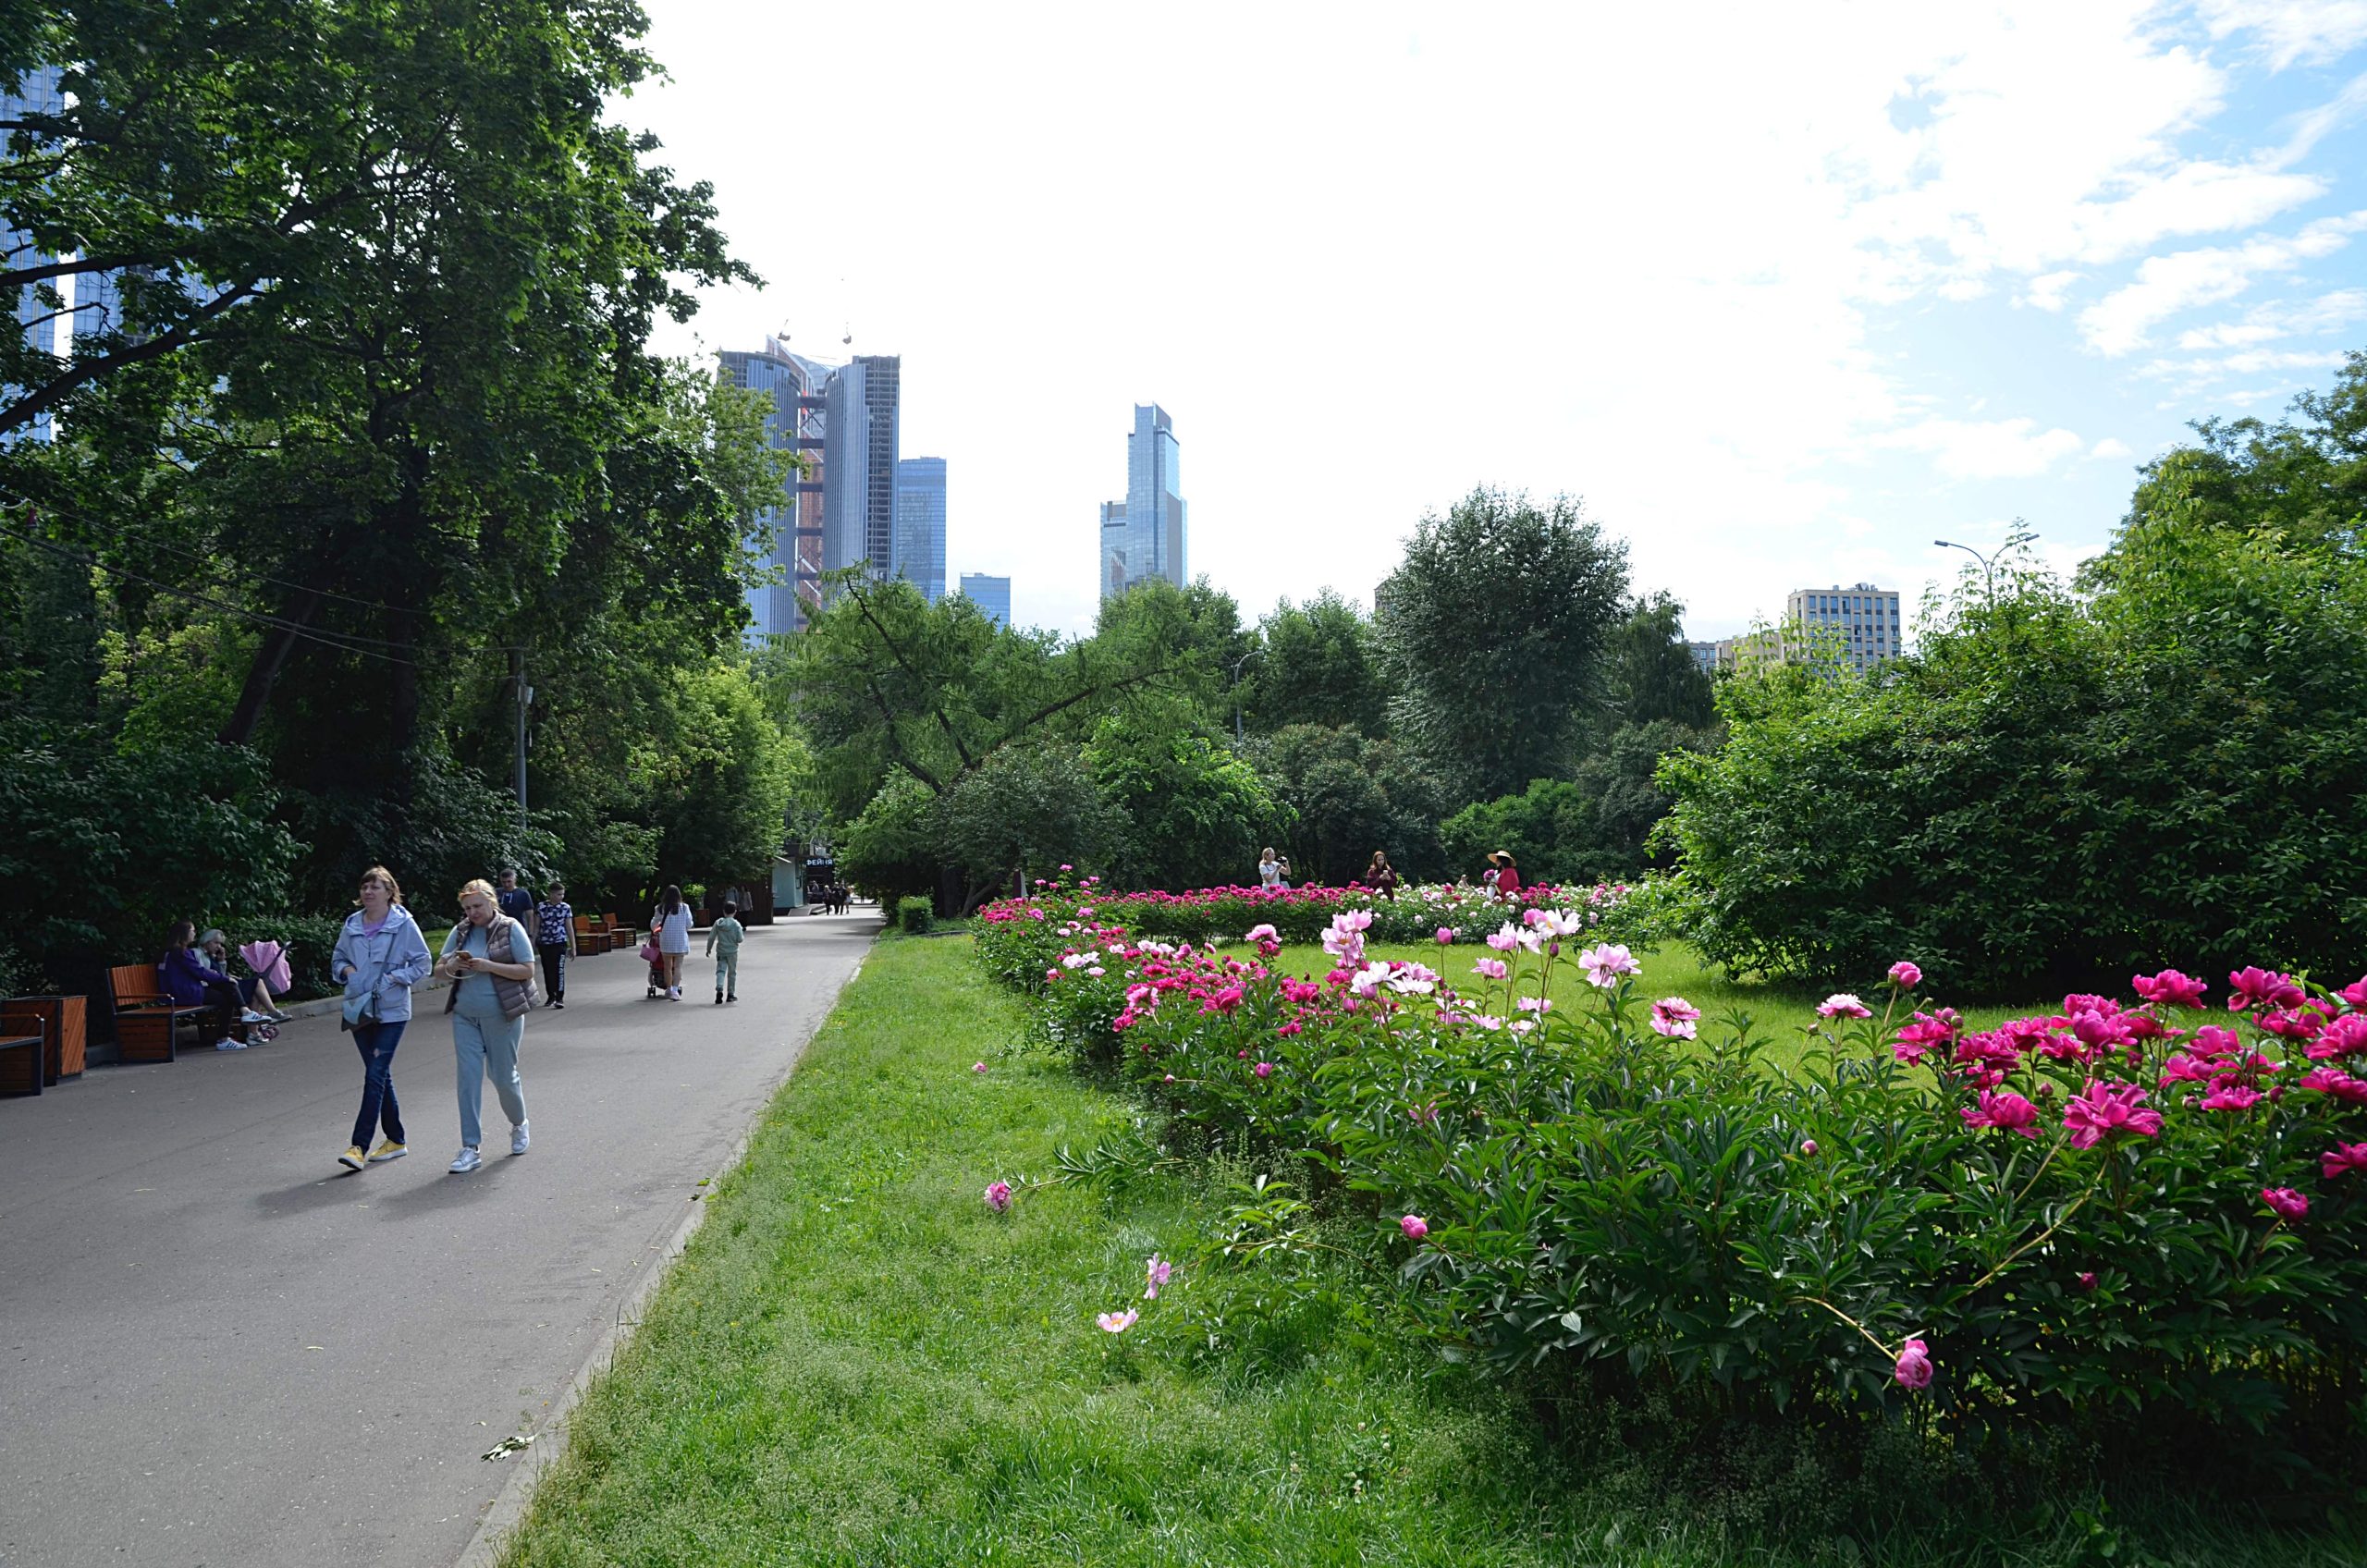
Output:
(510, 647), (531, 815)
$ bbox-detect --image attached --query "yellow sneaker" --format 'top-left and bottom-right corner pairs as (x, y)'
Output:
(367, 1139), (408, 1163)
(337, 1145), (368, 1170)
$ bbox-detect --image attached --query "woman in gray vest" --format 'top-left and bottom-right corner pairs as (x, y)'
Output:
(435, 877), (536, 1173)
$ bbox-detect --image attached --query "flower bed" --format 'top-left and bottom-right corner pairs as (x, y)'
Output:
(976, 875), (1655, 987)
(980, 902), (2367, 1452)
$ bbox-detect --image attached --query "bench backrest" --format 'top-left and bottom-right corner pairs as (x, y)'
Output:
(108, 962), (168, 1008)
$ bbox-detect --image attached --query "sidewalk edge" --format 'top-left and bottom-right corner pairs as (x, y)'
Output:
(450, 947), (871, 1568)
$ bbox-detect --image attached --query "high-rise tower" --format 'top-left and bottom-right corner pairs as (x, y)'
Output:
(3, 65), (64, 444)
(895, 456), (947, 603)
(718, 337), (832, 638)
(821, 355), (901, 586)
(1098, 404), (1186, 600)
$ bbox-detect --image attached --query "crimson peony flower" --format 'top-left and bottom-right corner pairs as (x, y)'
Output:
(1887, 961), (1922, 988)
(2061, 1081), (2163, 1150)
(2227, 967), (2305, 1013)
(2321, 1142), (2367, 1179)
(2262, 1187), (2309, 1221)
(2133, 970), (2208, 1008)
(1960, 1089), (2040, 1136)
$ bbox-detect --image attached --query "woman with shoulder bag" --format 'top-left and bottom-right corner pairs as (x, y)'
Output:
(332, 867), (435, 1171)
(653, 884), (694, 1001)
(436, 878), (537, 1174)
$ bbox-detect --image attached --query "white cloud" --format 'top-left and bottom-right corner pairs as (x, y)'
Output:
(2090, 437), (2135, 459)
(1874, 418), (2089, 479)
(2197, 1), (2367, 68)
(2077, 212), (2367, 354)
(2175, 287), (2367, 347)
(2023, 270), (2085, 311)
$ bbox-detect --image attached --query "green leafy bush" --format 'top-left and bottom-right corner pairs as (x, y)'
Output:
(896, 895), (934, 935)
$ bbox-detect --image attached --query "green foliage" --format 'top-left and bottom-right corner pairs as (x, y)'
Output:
(1092, 576), (1253, 719)
(933, 741), (1127, 900)
(645, 661), (804, 891)
(1088, 703), (1292, 891)
(835, 770), (940, 907)
(0, 742), (298, 985)
(1245, 591), (1392, 736)
(894, 895), (933, 935)
(1602, 592), (1717, 733)
(1251, 724), (1452, 884)
(1444, 720), (1715, 885)
(1375, 487), (1631, 800)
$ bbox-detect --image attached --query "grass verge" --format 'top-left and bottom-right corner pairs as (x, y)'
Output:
(500, 933), (2355, 1568)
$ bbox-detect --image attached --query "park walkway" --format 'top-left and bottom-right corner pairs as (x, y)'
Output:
(0, 911), (881, 1568)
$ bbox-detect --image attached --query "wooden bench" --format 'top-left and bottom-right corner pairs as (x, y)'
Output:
(603, 914), (632, 949)
(0, 1033), (41, 1097)
(107, 963), (212, 1064)
(572, 915), (610, 956)
(1, 994), (84, 1084)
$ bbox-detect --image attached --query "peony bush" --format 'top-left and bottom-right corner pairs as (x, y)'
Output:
(980, 900), (2367, 1452)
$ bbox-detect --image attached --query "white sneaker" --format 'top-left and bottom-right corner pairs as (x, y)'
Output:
(448, 1146), (483, 1173)
(214, 1037), (246, 1051)
(239, 1009), (269, 1024)
(510, 1122), (530, 1156)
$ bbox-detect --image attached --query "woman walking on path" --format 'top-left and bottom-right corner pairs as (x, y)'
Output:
(436, 879), (536, 1174)
(533, 881), (577, 1009)
(332, 867), (435, 1171)
(653, 884), (694, 1001)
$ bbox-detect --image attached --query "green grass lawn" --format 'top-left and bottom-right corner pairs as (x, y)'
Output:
(499, 934), (2353, 1568)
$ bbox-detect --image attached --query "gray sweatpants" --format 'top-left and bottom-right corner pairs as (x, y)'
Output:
(453, 1004), (527, 1148)
(713, 949), (740, 998)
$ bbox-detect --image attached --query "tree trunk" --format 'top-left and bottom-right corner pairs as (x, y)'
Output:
(216, 587), (322, 745)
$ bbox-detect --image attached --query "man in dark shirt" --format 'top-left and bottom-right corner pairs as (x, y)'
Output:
(497, 870), (536, 928)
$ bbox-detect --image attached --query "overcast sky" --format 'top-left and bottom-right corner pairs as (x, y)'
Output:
(630, 1), (2367, 640)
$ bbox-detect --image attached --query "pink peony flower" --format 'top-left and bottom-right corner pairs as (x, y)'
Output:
(1096, 1308), (1137, 1333)
(1485, 924), (1522, 952)
(2199, 1082), (2263, 1113)
(1145, 1254), (1173, 1299)
(2133, 969), (2209, 1008)
(1887, 961), (1922, 989)
(2306, 1011), (2367, 1060)
(1650, 996), (1701, 1039)
(1436, 926), (1455, 945)
(1400, 1214), (1429, 1240)
(1818, 993), (1872, 1020)
(1960, 1089), (2040, 1136)
(2342, 974), (2367, 1009)
(2077, 1271), (2098, 1291)
(1894, 1338), (1933, 1390)
(2061, 1081), (2164, 1149)
(983, 1181), (1013, 1213)
(1893, 1010), (1962, 1065)
(1244, 923), (1279, 944)
(2261, 1187), (2309, 1221)
(1059, 864), (1073, 873)
(1800, 1138), (1819, 1156)
(2160, 1052), (2216, 1085)
(2321, 1142), (2367, 1179)
(2188, 1024), (2243, 1060)
(2300, 1066), (2367, 1105)
(1473, 957), (1509, 981)
(1253, 1060), (1274, 1079)
(1577, 943), (1641, 988)
(972, 1061), (989, 1073)
(2227, 966), (2304, 1013)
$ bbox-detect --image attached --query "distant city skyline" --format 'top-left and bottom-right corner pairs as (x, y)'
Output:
(634, 6), (2367, 640)
(896, 456), (947, 603)
(957, 572), (1011, 627)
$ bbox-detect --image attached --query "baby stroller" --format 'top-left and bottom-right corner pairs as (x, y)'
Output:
(639, 933), (666, 998)
(237, 938), (291, 1042)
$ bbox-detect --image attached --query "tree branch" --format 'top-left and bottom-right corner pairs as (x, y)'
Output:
(0, 278), (262, 437)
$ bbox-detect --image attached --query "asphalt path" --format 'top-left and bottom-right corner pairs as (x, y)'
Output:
(0, 911), (880, 1568)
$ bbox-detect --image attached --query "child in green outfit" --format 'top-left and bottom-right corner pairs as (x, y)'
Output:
(705, 902), (746, 1005)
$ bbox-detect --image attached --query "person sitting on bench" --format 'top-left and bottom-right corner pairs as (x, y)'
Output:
(161, 920), (248, 1051)
(196, 927), (291, 1023)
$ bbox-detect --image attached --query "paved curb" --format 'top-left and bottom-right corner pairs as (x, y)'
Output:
(450, 943), (874, 1568)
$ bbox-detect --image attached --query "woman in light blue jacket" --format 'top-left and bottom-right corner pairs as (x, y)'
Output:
(331, 865), (435, 1172)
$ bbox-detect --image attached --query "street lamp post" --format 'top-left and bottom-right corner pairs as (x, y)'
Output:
(1933, 538), (2000, 607)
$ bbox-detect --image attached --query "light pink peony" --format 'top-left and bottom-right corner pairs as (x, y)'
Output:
(1253, 1060), (1274, 1079)
(1887, 961), (1922, 989)
(1145, 1254), (1173, 1299)
(1894, 1338), (1933, 1390)
(1096, 1309), (1137, 1334)
(1817, 993), (1872, 1020)
(1436, 926), (1455, 945)
(1400, 1214), (1429, 1240)
(1577, 943), (1641, 988)
(1650, 997), (1700, 1039)
(983, 1181), (1013, 1213)
(972, 1061), (989, 1074)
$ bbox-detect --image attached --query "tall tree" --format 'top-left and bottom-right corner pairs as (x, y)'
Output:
(1374, 487), (1630, 802)
(1245, 590), (1391, 736)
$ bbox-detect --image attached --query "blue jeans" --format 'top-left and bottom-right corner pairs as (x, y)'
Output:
(350, 1021), (408, 1149)
(453, 1007), (527, 1148)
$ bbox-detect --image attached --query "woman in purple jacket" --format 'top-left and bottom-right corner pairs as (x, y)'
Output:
(160, 920), (246, 1051)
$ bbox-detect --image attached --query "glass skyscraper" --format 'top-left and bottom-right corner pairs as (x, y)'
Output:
(4, 65), (64, 444)
(895, 456), (947, 603)
(718, 337), (832, 639)
(821, 355), (901, 586)
(957, 572), (1011, 628)
(1099, 404), (1186, 600)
